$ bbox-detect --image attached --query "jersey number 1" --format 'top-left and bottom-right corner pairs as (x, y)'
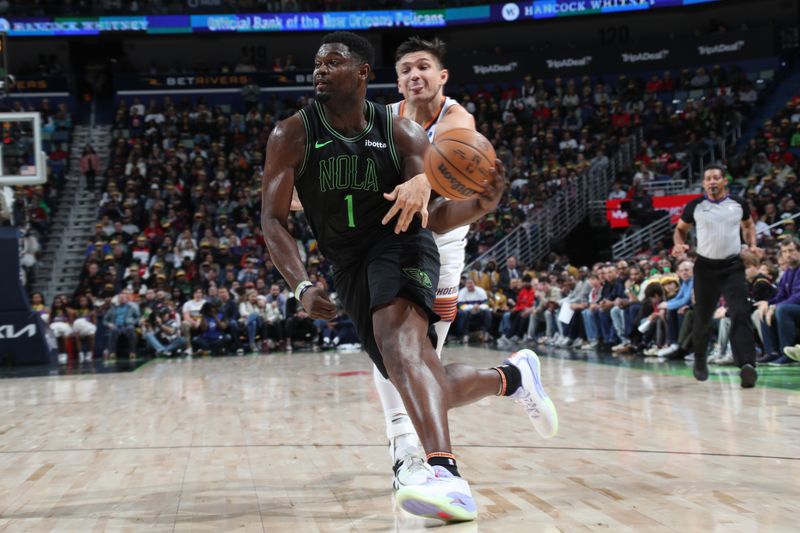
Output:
(345, 194), (355, 228)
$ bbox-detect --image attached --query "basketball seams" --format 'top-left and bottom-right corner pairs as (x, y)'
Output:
(436, 136), (496, 167)
(425, 147), (469, 200)
(433, 144), (490, 191)
(423, 128), (497, 201)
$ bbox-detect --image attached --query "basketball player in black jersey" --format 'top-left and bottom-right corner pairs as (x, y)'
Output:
(261, 31), (557, 522)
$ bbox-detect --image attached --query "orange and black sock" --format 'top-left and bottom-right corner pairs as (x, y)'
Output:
(426, 452), (460, 477)
(493, 364), (522, 396)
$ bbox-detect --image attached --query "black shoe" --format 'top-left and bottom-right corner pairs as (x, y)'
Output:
(665, 348), (687, 361)
(757, 352), (780, 364)
(740, 364), (757, 388)
(693, 356), (709, 381)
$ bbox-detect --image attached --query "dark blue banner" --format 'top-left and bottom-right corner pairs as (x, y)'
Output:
(0, 0), (720, 37)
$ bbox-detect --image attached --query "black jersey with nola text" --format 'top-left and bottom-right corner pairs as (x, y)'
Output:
(295, 100), (414, 269)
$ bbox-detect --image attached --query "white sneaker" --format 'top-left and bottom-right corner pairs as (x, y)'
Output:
(580, 340), (598, 351)
(656, 343), (679, 358)
(57, 352), (67, 364)
(783, 344), (800, 362)
(715, 352), (735, 365)
(570, 337), (584, 348)
(396, 464), (477, 522)
(504, 349), (559, 439)
(611, 342), (627, 352)
(392, 448), (429, 490)
(643, 345), (660, 356)
(496, 336), (510, 348)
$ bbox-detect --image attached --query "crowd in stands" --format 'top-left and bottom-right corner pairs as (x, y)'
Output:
(43, 63), (780, 363)
(0, 99), (72, 288)
(455, 235), (800, 367)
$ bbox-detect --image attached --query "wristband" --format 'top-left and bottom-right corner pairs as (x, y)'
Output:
(294, 280), (313, 301)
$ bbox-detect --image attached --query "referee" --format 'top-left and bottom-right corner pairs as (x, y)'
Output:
(672, 165), (761, 388)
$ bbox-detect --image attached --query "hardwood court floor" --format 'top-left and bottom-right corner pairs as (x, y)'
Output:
(0, 346), (798, 532)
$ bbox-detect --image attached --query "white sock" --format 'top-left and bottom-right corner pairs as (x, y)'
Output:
(433, 320), (452, 358)
(373, 323), (448, 462)
(373, 365), (417, 442)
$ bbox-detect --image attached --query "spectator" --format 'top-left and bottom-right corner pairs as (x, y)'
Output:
(454, 278), (492, 344)
(49, 295), (74, 364)
(181, 287), (206, 356)
(217, 286), (244, 355)
(260, 294), (286, 350)
(193, 302), (233, 355)
(239, 291), (263, 353)
(284, 296), (317, 352)
(103, 290), (140, 360)
(80, 145), (101, 191)
(143, 305), (187, 357)
(529, 277), (562, 344)
(499, 256), (521, 294)
(500, 274), (536, 344)
(657, 261), (694, 357)
(758, 239), (800, 364)
(72, 294), (97, 362)
(636, 282), (668, 355)
(580, 273), (604, 350)
(597, 265), (626, 347)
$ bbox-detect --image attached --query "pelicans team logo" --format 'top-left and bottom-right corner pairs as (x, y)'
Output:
(403, 268), (433, 289)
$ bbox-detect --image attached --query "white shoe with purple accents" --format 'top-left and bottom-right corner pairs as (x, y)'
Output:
(504, 348), (559, 439)
(395, 464), (477, 522)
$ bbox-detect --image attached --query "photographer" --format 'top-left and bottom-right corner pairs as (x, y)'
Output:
(143, 306), (187, 357)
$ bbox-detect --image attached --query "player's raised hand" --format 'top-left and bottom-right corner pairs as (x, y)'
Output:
(382, 173), (431, 233)
(476, 159), (507, 212)
(301, 287), (337, 320)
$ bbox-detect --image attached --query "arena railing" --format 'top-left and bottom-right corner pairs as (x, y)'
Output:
(643, 179), (693, 196)
(696, 120), (743, 183)
(464, 128), (641, 272)
(611, 213), (673, 260)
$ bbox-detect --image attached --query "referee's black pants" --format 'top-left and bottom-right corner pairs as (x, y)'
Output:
(693, 255), (756, 367)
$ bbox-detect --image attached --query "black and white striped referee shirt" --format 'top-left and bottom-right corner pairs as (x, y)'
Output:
(680, 195), (750, 260)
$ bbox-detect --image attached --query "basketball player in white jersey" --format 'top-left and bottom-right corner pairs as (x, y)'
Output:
(376, 36), (503, 489)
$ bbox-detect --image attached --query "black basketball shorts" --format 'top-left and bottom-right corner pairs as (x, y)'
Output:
(333, 229), (441, 379)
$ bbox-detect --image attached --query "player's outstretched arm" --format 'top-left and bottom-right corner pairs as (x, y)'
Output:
(261, 115), (336, 319)
(383, 116), (432, 233)
(427, 159), (507, 234)
(432, 103), (475, 138)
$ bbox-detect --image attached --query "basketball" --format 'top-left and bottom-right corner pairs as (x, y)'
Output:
(424, 128), (497, 200)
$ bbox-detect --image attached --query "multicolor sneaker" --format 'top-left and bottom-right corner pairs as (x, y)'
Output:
(504, 349), (559, 439)
(395, 464), (477, 522)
